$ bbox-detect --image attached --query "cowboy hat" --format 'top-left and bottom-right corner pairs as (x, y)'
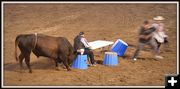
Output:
(153, 16), (165, 21)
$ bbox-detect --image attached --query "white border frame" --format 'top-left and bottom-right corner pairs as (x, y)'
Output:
(1, 1), (179, 88)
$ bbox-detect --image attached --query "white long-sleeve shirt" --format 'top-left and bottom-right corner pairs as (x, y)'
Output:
(152, 23), (168, 43)
(80, 37), (90, 48)
(152, 23), (165, 32)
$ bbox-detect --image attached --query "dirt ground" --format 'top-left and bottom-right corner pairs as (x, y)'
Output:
(3, 3), (177, 87)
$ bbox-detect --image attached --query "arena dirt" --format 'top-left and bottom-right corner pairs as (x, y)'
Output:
(3, 3), (177, 86)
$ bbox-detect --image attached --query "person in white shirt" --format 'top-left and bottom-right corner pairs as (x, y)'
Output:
(73, 32), (96, 66)
(152, 16), (168, 53)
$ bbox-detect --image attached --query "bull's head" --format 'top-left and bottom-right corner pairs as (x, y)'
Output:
(68, 51), (78, 66)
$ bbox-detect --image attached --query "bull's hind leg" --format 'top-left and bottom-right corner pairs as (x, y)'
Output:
(17, 53), (25, 73)
(59, 55), (71, 71)
(24, 53), (32, 73)
(19, 53), (25, 68)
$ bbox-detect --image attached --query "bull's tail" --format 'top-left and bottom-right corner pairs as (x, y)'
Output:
(15, 35), (20, 62)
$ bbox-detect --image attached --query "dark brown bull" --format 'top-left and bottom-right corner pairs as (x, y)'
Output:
(15, 33), (76, 73)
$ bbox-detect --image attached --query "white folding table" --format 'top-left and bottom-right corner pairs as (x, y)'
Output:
(88, 40), (114, 50)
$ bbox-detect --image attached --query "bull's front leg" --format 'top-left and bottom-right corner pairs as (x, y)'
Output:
(60, 56), (71, 71)
(54, 59), (60, 71)
(63, 61), (71, 71)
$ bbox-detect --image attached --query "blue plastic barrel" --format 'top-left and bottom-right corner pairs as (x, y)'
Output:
(111, 39), (128, 56)
(103, 52), (118, 66)
(72, 55), (88, 69)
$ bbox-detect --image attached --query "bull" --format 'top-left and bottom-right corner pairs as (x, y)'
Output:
(15, 33), (77, 73)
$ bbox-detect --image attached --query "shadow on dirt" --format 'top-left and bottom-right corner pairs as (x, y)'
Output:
(4, 58), (66, 72)
(137, 57), (158, 61)
(96, 60), (103, 64)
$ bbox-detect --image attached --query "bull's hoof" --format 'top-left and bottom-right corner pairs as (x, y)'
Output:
(29, 70), (32, 73)
(67, 68), (71, 71)
(55, 67), (60, 71)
